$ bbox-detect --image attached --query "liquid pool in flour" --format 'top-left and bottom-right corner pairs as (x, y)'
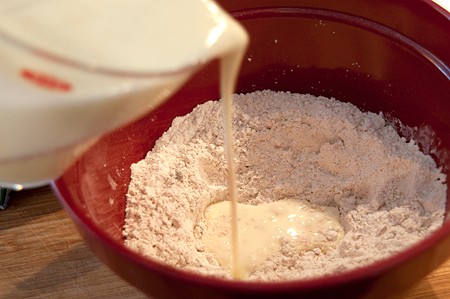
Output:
(124, 90), (446, 281)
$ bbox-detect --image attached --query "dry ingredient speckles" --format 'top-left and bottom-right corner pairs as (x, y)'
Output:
(123, 90), (446, 281)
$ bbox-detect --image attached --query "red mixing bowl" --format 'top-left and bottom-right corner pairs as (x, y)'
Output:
(53, 0), (450, 298)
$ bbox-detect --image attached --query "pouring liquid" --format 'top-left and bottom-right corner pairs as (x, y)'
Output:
(0, 0), (248, 190)
(2, 0), (340, 280)
(0, 0), (248, 279)
(220, 53), (245, 278)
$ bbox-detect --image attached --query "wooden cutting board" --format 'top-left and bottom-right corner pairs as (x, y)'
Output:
(1, 186), (449, 298)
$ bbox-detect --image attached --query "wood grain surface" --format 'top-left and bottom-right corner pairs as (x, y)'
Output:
(1, 186), (450, 299)
(1, 1), (448, 298)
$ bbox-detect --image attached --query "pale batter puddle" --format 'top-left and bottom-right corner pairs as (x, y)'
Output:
(124, 90), (446, 280)
(201, 198), (345, 278)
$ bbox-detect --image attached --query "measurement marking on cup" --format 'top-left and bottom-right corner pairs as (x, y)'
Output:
(21, 69), (72, 92)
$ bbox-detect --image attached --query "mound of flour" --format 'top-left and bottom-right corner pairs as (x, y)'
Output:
(123, 90), (446, 280)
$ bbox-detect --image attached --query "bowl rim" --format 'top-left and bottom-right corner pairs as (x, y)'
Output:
(52, 179), (450, 293)
(51, 0), (450, 294)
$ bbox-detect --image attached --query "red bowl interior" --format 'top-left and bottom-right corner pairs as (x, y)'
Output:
(53, 1), (450, 298)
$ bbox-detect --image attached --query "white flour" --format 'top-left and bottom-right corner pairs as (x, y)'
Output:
(123, 90), (446, 280)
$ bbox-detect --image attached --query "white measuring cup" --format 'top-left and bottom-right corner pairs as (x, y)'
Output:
(0, 0), (248, 189)
(0, 33), (197, 189)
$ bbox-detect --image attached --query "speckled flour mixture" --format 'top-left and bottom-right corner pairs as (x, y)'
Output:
(123, 90), (446, 281)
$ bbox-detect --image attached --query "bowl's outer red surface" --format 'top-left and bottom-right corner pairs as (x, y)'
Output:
(53, 0), (450, 298)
